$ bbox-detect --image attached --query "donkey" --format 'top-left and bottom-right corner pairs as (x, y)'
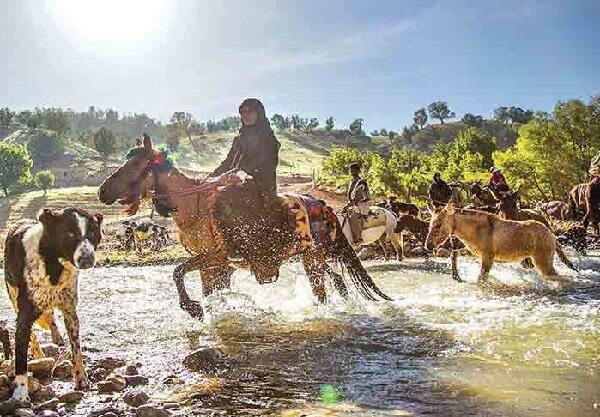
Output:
(426, 203), (578, 283)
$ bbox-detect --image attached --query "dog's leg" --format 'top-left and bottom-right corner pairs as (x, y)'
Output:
(60, 305), (89, 390)
(13, 307), (37, 401)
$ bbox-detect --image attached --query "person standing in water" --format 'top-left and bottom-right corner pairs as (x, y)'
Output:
(211, 98), (281, 194)
(345, 163), (371, 244)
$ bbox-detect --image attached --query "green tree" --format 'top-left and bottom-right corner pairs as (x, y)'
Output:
(34, 170), (56, 195)
(461, 113), (484, 128)
(494, 106), (511, 125)
(0, 142), (33, 197)
(349, 118), (364, 136)
(93, 127), (116, 164)
(325, 116), (335, 131)
(270, 114), (287, 130)
(27, 130), (65, 168)
(168, 112), (203, 149)
(413, 108), (428, 129)
(453, 128), (497, 168)
(40, 108), (70, 134)
(307, 118), (319, 130)
(0, 108), (15, 127)
(427, 101), (455, 124)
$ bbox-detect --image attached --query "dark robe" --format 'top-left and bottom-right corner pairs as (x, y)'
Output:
(428, 179), (452, 206)
(211, 99), (280, 193)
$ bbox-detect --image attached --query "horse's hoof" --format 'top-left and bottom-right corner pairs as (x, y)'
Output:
(183, 301), (204, 320)
(452, 274), (463, 283)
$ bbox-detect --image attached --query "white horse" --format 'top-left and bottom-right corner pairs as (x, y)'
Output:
(338, 206), (403, 260)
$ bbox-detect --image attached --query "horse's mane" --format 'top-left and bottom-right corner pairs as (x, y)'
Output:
(454, 207), (500, 220)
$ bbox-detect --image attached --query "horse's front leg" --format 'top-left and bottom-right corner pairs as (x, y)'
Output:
(173, 256), (207, 319)
(450, 250), (462, 282)
(388, 232), (404, 261)
(478, 254), (494, 282)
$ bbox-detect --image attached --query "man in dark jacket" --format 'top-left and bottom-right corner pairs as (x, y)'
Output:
(428, 173), (452, 207)
(346, 163), (371, 244)
(211, 98), (280, 193)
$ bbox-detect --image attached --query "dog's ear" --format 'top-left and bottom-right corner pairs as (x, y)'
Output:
(93, 212), (104, 224)
(38, 208), (59, 225)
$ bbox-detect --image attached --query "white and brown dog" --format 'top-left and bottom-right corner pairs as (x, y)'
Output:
(3, 207), (103, 401)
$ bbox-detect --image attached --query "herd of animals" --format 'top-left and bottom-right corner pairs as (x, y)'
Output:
(0, 137), (597, 405)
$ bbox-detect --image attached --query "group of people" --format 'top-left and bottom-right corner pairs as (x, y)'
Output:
(211, 98), (515, 246)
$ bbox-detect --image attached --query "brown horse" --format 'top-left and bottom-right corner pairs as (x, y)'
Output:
(426, 203), (578, 283)
(469, 180), (497, 207)
(394, 214), (429, 258)
(569, 178), (600, 234)
(496, 190), (550, 227)
(97, 137), (390, 319)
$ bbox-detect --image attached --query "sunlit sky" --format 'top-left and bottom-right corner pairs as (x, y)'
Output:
(1, 0), (599, 130)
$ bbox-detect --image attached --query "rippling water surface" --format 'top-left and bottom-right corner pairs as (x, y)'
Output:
(1, 253), (598, 416)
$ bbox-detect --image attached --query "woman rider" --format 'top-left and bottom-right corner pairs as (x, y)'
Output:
(210, 98), (280, 194)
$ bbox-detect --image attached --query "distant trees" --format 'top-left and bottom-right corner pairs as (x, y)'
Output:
(0, 142), (32, 197)
(93, 127), (116, 164)
(206, 116), (241, 133)
(461, 113), (484, 128)
(0, 108), (15, 127)
(427, 101), (455, 124)
(168, 112), (203, 150)
(413, 108), (428, 129)
(349, 118), (364, 136)
(325, 117), (335, 131)
(270, 114), (290, 130)
(494, 106), (534, 125)
(27, 130), (65, 168)
(34, 170), (56, 195)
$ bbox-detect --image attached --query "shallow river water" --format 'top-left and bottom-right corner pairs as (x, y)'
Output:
(1, 253), (599, 416)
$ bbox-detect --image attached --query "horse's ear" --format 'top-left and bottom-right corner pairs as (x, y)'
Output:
(446, 201), (456, 214)
(426, 200), (436, 214)
(143, 135), (152, 152)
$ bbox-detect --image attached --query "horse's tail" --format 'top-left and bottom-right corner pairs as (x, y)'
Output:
(327, 215), (392, 301)
(555, 242), (579, 273)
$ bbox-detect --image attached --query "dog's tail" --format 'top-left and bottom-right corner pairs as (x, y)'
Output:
(556, 242), (579, 273)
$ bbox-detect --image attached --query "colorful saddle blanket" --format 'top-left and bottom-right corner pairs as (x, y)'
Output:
(281, 193), (337, 250)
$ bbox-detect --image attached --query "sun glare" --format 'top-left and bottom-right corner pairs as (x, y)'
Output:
(53, 0), (169, 47)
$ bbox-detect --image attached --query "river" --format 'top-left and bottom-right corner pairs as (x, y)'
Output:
(0, 253), (598, 416)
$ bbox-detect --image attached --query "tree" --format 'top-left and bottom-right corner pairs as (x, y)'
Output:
(0, 142), (32, 197)
(0, 108), (15, 127)
(34, 170), (55, 195)
(93, 127), (116, 164)
(427, 101), (455, 124)
(401, 125), (417, 143)
(494, 106), (510, 124)
(105, 109), (119, 124)
(325, 117), (335, 131)
(349, 118), (364, 136)
(270, 114), (287, 130)
(307, 118), (319, 130)
(461, 113), (484, 128)
(27, 130), (65, 168)
(168, 112), (203, 149)
(40, 108), (70, 134)
(413, 108), (428, 129)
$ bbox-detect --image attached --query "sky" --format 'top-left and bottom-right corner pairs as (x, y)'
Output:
(0, 0), (599, 131)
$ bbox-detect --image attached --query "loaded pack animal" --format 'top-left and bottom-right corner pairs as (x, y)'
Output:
(97, 137), (390, 320)
(116, 218), (170, 251)
(394, 214), (429, 259)
(425, 203), (578, 283)
(537, 201), (572, 221)
(569, 178), (600, 234)
(3, 208), (103, 400)
(338, 206), (404, 260)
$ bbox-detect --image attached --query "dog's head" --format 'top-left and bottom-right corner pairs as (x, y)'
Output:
(38, 208), (103, 269)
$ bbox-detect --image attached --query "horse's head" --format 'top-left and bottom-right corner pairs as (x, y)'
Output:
(496, 189), (519, 220)
(97, 135), (176, 216)
(425, 202), (455, 250)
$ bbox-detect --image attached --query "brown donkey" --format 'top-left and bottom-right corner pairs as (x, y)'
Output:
(425, 203), (578, 283)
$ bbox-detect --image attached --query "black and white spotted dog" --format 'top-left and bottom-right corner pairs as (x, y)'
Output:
(3, 207), (103, 401)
